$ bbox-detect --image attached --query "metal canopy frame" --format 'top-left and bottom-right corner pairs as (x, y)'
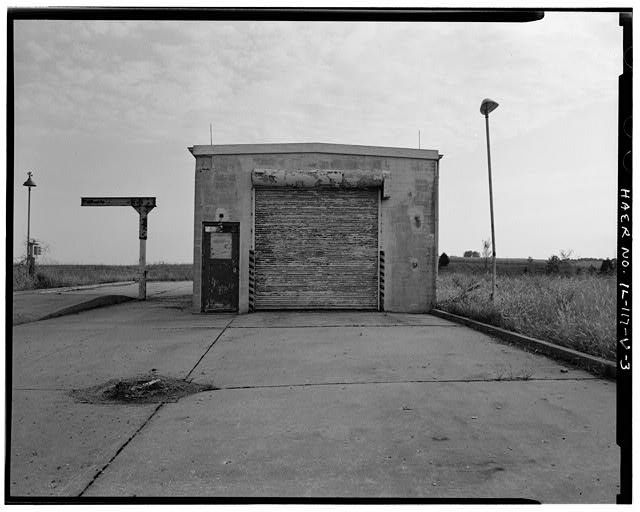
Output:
(81, 197), (156, 299)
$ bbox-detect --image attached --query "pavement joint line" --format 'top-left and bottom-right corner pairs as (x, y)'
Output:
(226, 324), (462, 329)
(152, 326), (232, 330)
(13, 374), (600, 393)
(77, 402), (164, 497)
(12, 387), (71, 392)
(214, 376), (601, 391)
(184, 317), (236, 381)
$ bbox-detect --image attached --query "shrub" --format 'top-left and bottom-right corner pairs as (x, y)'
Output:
(13, 263), (37, 290)
(438, 252), (450, 268)
(600, 258), (615, 275)
(546, 255), (561, 274)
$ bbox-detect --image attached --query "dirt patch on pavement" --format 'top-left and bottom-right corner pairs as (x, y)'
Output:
(70, 374), (216, 404)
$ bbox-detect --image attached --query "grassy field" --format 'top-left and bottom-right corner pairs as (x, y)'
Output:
(437, 271), (615, 361)
(13, 263), (193, 291)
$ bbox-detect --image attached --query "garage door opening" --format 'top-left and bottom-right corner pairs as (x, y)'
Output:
(253, 187), (379, 310)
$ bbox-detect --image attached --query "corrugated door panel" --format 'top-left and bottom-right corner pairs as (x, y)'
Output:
(254, 188), (378, 310)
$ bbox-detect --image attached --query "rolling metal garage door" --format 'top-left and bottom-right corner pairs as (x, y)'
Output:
(254, 187), (379, 310)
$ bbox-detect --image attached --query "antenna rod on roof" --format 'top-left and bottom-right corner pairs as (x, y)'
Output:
(210, 123), (213, 145)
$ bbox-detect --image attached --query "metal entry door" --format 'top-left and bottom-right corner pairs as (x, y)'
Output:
(202, 222), (239, 312)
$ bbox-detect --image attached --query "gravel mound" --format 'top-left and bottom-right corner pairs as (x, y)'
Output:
(70, 374), (216, 404)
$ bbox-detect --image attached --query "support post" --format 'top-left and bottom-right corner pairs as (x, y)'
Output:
(26, 186), (34, 276)
(484, 113), (497, 301)
(138, 209), (148, 300)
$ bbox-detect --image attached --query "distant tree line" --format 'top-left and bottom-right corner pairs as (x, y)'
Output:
(438, 250), (616, 276)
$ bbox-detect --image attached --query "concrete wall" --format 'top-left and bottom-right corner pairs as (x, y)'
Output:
(191, 144), (440, 314)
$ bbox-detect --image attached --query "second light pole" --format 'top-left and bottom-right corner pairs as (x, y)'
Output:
(480, 98), (499, 301)
(23, 171), (37, 276)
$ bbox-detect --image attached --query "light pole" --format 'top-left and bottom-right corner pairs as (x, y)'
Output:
(23, 171), (37, 276)
(480, 98), (499, 301)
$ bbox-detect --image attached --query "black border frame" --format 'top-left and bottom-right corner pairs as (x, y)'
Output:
(5, 6), (632, 505)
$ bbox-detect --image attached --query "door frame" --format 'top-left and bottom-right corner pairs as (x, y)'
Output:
(201, 221), (240, 312)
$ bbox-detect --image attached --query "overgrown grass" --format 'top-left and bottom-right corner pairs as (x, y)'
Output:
(13, 263), (193, 291)
(437, 271), (615, 361)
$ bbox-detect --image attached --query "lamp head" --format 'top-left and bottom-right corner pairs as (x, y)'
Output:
(480, 98), (499, 116)
(23, 171), (36, 188)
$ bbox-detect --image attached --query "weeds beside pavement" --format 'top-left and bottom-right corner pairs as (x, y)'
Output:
(437, 272), (615, 361)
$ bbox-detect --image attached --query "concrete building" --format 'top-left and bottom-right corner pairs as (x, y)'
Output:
(188, 143), (441, 314)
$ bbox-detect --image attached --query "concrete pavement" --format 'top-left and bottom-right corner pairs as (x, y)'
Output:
(9, 296), (618, 501)
(12, 281), (193, 325)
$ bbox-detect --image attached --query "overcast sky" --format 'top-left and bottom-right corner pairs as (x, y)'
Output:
(12, 11), (621, 264)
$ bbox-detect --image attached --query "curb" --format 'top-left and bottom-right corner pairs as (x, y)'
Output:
(431, 309), (616, 380)
(14, 281), (137, 295)
(39, 295), (137, 321)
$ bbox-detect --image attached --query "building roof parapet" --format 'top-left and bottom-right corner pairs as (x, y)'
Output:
(189, 142), (442, 160)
